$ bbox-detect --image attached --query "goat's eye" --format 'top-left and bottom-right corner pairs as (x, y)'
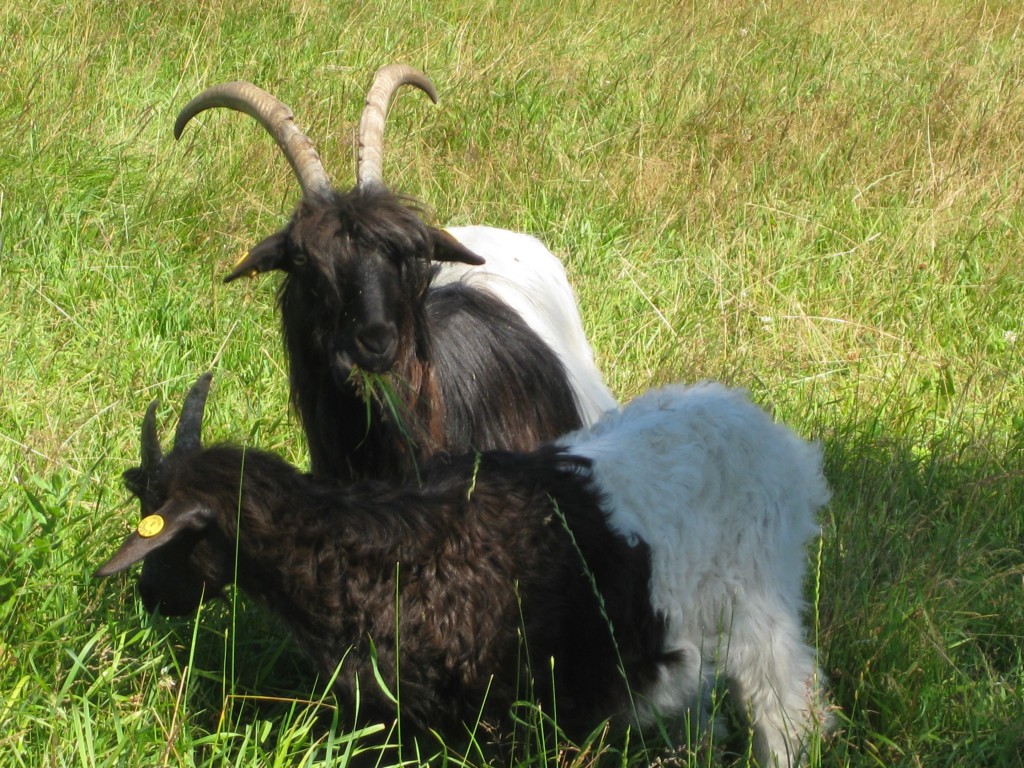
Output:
(391, 250), (412, 272)
(291, 250), (308, 267)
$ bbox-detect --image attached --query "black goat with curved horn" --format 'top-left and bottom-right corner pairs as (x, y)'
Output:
(175, 65), (615, 479)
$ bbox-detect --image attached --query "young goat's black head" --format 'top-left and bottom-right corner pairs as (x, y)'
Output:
(175, 68), (484, 377)
(95, 373), (235, 615)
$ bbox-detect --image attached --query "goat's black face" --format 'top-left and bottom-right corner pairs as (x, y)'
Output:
(290, 229), (415, 377)
(96, 474), (230, 616)
(96, 374), (231, 616)
(226, 188), (484, 377)
(137, 523), (231, 615)
(104, 459), (232, 616)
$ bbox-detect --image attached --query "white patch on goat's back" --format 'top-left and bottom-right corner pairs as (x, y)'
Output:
(563, 382), (829, 602)
(560, 381), (831, 765)
(436, 226), (618, 424)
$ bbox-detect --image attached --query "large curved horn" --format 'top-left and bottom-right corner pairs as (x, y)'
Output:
(173, 372), (213, 455)
(358, 64), (438, 190)
(174, 82), (334, 203)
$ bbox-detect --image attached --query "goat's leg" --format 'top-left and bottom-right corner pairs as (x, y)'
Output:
(721, 602), (827, 768)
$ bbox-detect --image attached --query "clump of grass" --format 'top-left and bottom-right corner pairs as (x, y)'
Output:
(348, 368), (424, 479)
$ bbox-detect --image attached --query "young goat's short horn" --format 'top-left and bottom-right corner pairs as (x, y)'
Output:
(140, 400), (162, 471)
(173, 372), (214, 454)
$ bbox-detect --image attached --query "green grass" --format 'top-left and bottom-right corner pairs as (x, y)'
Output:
(2, 0), (1023, 765)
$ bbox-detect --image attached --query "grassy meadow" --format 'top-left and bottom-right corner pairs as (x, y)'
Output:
(2, 0), (1024, 765)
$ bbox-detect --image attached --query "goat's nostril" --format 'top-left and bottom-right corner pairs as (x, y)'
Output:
(355, 324), (396, 358)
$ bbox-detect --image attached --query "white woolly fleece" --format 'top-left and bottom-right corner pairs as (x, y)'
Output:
(561, 382), (832, 768)
(436, 226), (618, 426)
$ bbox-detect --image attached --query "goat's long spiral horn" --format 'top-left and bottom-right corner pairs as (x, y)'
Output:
(358, 64), (438, 190)
(174, 82), (334, 203)
(173, 372), (213, 455)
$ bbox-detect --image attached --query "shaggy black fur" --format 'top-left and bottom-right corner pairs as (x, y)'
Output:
(227, 187), (584, 480)
(98, 396), (678, 743)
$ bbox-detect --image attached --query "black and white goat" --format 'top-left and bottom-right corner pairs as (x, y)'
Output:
(97, 374), (831, 767)
(175, 65), (616, 479)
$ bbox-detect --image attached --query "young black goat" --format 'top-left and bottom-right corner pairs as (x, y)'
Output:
(97, 374), (832, 766)
(175, 66), (616, 479)
(96, 374), (671, 742)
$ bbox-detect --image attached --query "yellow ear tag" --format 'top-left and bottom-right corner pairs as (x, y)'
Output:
(232, 259), (258, 280)
(137, 514), (165, 538)
(232, 253), (258, 279)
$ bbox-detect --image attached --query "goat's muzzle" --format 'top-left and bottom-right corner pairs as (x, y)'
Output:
(350, 322), (399, 373)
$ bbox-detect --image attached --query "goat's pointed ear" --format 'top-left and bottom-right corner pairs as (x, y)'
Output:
(429, 228), (486, 266)
(224, 231), (290, 283)
(94, 499), (213, 578)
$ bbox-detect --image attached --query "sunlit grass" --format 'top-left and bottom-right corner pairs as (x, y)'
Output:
(2, 0), (1023, 765)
